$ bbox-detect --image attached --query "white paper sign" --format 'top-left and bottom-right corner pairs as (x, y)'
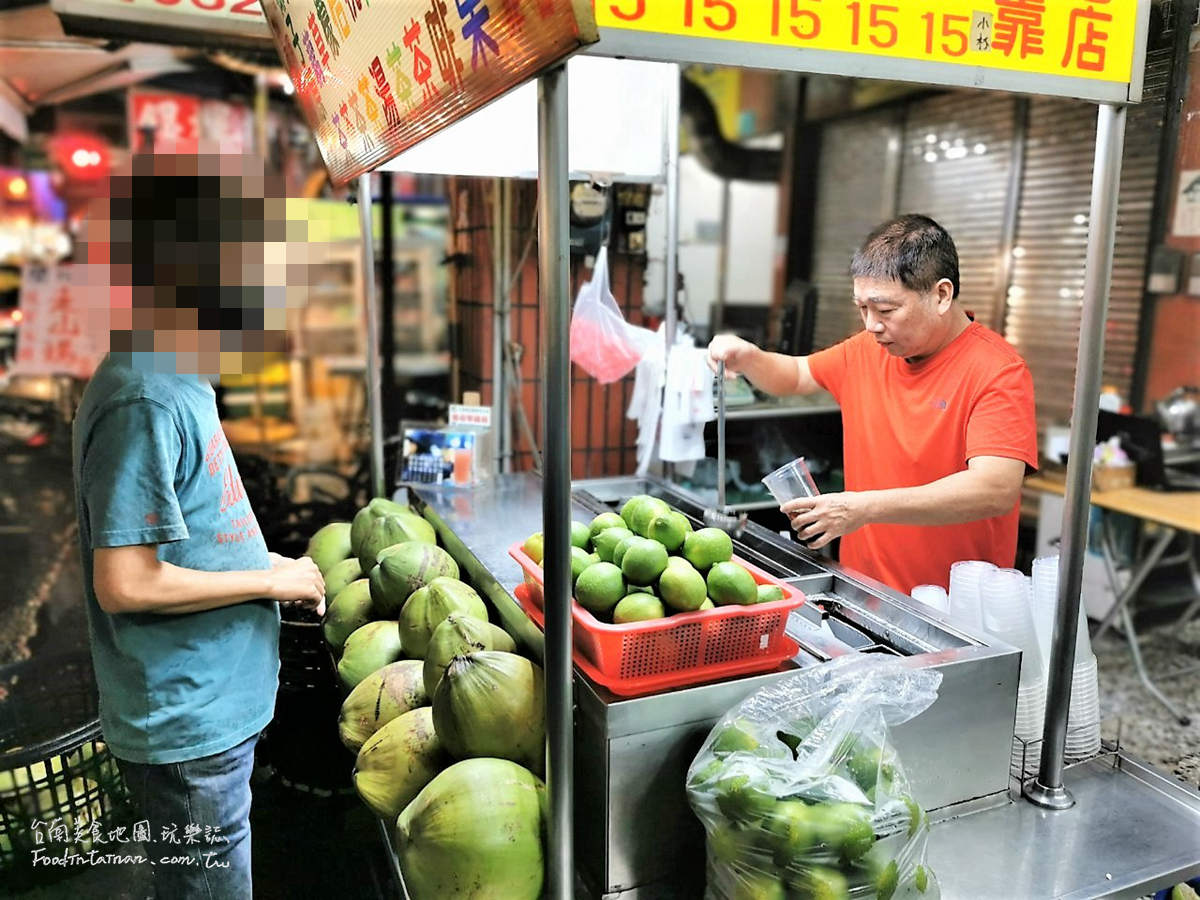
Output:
(1173, 169), (1200, 237)
(12, 265), (106, 378)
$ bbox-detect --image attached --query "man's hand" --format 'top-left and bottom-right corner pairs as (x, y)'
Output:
(706, 334), (759, 377)
(782, 492), (871, 550)
(706, 334), (822, 396)
(268, 551), (291, 568)
(267, 556), (326, 616)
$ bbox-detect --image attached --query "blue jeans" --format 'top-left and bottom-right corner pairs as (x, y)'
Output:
(117, 733), (258, 900)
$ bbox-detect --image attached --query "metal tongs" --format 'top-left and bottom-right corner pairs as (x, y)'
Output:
(703, 360), (748, 537)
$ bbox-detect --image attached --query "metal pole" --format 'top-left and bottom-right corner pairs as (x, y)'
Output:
(357, 174), (386, 499)
(492, 179), (506, 475)
(664, 66), (681, 350)
(379, 171), (397, 440)
(538, 65), (573, 899)
(1025, 103), (1127, 810)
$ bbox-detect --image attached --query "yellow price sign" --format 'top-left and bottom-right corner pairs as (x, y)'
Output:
(594, 0), (1144, 98)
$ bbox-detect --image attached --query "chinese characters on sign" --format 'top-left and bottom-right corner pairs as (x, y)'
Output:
(12, 265), (106, 379)
(128, 91), (252, 155)
(258, 0), (598, 184)
(595, 0), (1140, 97)
(448, 404), (492, 427)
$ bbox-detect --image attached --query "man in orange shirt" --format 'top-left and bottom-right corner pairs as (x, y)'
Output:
(708, 214), (1038, 594)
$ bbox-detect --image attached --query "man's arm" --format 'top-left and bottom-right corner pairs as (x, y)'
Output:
(783, 456), (1026, 550)
(707, 334), (822, 397)
(93, 545), (325, 616)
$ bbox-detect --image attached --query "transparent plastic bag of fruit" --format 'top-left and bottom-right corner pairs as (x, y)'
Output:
(568, 246), (655, 383)
(686, 656), (943, 900)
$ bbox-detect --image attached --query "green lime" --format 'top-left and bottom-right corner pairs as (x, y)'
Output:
(805, 866), (850, 900)
(612, 593), (666, 623)
(574, 561), (625, 614)
(621, 539), (669, 586)
(658, 558), (708, 612)
(707, 561), (759, 606)
(713, 773), (777, 824)
(682, 527), (734, 571)
(874, 859), (899, 900)
(522, 532), (544, 564)
(711, 718), (761, 754)
(914, 865), (929, 893)
(754, 584), (785, 604)
(645, 512), (688, 552)
(619, 494), (655, 528)
(612, 534), (643, 567)
(589, 512), (625, 539)
(629, 496), (671, 537)
(570, 546), (598, 584)
(764, 800), (814, 866)
(592, 526), (634, 563)
(698, 597), (715, 610)
(570, 520), (592, 549)
(810, 802), (875, 863)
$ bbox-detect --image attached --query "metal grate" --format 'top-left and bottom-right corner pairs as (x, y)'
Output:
(811, 110), (903, 351)
(1003, 96), (1164, 425)
(897, 92), (1018, 332)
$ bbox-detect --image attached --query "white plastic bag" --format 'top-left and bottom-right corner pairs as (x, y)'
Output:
(569, 247), (649, 383)
(687, 656), (943, 900)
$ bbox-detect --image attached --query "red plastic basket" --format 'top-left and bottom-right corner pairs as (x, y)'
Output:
(509, 542), (803, 697)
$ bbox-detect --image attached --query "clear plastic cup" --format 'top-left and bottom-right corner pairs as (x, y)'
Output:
(911, 584), (950, 613)
(761, 457), (820, 504)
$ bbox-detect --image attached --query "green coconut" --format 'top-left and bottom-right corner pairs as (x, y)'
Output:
(357, 512), (436, 572)
(422, 614), (516, 697)
(337, 659), (428, 752)
(397, 577), (487, 659)
(395, 758), (547, 900)
(305, 522), (352, 575)
(431, 651), (545, 775)
(353, 707), (447, 820)
(371, 543), (461, 618)
(337, 621), (404, 689)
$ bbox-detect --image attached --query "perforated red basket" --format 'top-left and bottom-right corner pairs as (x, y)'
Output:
(509, 542), (803, 697)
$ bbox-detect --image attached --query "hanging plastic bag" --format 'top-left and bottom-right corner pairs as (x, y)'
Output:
(686, 656), (943, 900)
(569, 246), (651, 383)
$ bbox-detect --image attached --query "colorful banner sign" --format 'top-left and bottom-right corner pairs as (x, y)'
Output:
(12, 265), (106, 379)
(593, 0), (1147, 102)
(259, 0), (599, 184)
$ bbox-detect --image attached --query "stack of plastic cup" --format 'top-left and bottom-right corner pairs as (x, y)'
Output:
(910, 584), (949, 614)
(1029, 555), (1102, 760)
(980, 567), (1046, 773)
(1030, 555), (1059, 677)
(948, 560), (994, 633)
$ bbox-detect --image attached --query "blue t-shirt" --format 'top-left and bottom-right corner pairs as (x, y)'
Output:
(72, 354), (279, 765)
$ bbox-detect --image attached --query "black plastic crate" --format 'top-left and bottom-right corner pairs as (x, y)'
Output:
(0, 653), (134, 887)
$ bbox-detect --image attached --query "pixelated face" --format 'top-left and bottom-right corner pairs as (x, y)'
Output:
(76, 151), (311, 376)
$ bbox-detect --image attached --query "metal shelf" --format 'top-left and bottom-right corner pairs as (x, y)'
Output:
(722, 393), (839, 421)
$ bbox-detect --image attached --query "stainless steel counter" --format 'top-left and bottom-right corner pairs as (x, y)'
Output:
(405, 473), (1200, 900)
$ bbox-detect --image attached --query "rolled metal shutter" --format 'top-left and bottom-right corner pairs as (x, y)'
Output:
(897, 93), (1017, 332)
(811, 110), (902, 350)
(1003, 94), (1164, 425)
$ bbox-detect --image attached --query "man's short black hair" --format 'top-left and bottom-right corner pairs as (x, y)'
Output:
(850, 214), (960, 299)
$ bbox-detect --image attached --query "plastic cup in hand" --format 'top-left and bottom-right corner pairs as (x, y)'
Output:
(761, 457), (820, 505)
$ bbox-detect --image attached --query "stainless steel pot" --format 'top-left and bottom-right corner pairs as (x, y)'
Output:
(1157, 386), (1200, 438)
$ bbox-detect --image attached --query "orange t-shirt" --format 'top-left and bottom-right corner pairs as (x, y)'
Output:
(807, 322), (1038, 594)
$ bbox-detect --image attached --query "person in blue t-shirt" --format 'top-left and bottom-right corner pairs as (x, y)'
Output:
(71, 153), (324, 899)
